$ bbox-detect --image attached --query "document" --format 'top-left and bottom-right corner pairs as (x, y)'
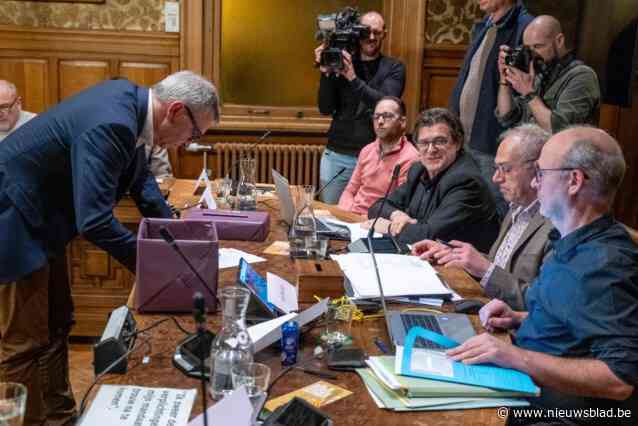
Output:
(399, 327), (540, 395)
(331, 253), (451, 298)
(218, 248), (266, 269)
(80, 385), (196, 426)
(323, 218), (381, 242)
(188, 386), (253, 426)
(266, 272), (298, 313)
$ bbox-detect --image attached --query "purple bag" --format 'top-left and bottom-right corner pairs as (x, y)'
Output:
(185, 209), (270, 241)
(135, 218), (218, 313)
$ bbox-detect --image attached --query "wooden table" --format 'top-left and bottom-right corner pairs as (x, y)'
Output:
(113, 179), (504, 425)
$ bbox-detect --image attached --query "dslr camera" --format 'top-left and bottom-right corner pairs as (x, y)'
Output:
(505, 45), (547, 74)
(316, 7), (371, 72)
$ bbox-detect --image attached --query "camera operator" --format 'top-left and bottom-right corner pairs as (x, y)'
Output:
(496, 15), (600, 133)
(314, 11), (406, 204)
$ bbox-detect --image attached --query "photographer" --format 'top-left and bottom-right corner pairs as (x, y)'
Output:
(315, 10), (405, 204)
(496, 15), (600, 133)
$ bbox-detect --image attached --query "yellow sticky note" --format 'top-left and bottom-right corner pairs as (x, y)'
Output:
(264, 381), (352, 412)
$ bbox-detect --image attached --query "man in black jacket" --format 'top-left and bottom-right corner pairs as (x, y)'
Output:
(315, 11), (405, 203)
(367, 108), (500, 252)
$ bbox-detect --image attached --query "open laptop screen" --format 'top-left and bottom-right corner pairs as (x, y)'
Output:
(237, 258), (278, 315)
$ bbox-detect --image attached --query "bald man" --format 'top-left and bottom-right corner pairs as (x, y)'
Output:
(314, 10), (406, 204)
(448, 126), (638, 424)
(0, 80), (36, 141)
(497, 15), (601, 133)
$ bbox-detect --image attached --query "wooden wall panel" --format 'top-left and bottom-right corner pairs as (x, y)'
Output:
(59, 60), (109, 99)
(0, 58), (48, 112)
(118, 62), (170, 87)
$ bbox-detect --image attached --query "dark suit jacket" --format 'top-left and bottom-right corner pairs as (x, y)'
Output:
(483, 208), (553, 310)
(0, 79), (172, 283)
(368, 151), (500, 252)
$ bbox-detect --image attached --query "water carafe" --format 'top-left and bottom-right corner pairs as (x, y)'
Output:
(237, 157), (257, 210)
(289, 185), (317, 257)
(209, 286), (254, 400)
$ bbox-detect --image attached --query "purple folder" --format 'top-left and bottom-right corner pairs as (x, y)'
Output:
(185, 209), (270, 241)
(135, 218), (218, 313)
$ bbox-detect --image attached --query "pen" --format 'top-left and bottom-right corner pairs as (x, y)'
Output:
(436, 238), (453, 248)
(374, 337), (390, 354)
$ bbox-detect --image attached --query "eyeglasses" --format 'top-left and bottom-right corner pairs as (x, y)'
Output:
(0, 97), (18, 114)
(372, 112), (400, 122)
(534, 163), (589, 182)
(183, 105), (202, 142)
(494, 159), (535, 175)
(415, 136), (450, 151)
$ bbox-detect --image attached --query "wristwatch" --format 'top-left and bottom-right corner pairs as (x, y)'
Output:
(520, 91), (538, 104)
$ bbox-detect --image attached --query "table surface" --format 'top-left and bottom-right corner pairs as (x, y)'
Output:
(114, 179), (506, 426)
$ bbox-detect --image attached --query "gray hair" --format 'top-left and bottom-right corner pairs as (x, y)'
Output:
(0, 80), (17, 96)
(561, 132), (626, 200)
(498, 124), (550, 161)
(152, 71), (220, 121)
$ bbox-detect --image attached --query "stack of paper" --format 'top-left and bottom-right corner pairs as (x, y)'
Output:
(331, 253), (451, 299)
(357, 356), (532, 412)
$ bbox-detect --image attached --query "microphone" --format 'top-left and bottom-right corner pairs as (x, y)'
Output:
(368, 164), (401, 238)
(192, 292), (209, 426)
(315, 167), (347, 201)
(158, 226), (218, 306)
(186, 142), (213, 152)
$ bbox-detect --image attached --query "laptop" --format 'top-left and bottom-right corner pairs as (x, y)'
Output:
(375, 268), (476, 352)
(271, 169), (350, 240)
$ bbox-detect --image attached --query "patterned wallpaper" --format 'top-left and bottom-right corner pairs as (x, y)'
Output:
(0, 0), (166, 32)
(426, 0), (482, 45)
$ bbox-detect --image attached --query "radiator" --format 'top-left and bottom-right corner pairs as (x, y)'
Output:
(213, 142), (325, 187)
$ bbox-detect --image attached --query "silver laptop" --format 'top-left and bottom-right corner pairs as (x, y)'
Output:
(375, 271), (476, 351)
(271, 169), (349, 238)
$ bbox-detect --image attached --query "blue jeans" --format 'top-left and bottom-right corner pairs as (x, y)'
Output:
(319, 149), (357, 204)
(467, 148), (508, 221)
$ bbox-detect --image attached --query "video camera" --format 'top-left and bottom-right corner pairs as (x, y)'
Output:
(316, 7), (370, 72)
(505, 45), (547, 74)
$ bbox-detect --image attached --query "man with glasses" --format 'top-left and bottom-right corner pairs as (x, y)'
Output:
(449, 126), (638, 424)
(412, 124), (553, 310)
(0, 80), (36, 142)
(315, 11), (405, 204)
(0, 71), (219, 424)
(366, 108), (499, 252)
(337, 96), (418, 216)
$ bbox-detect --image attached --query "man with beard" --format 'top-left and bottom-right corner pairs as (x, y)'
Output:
(497, 15), (601, 132)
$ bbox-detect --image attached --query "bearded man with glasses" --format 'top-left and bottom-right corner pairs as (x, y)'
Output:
(366, 108), (499, 252)
(0, 80), (36, 142)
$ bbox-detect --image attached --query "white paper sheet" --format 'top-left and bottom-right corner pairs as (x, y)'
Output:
(331, 253), (451, 298)
(218, 248), (266, 269)
(188, 386), (252, 426)
(80, 385), (196, 426)
(193, 168), (210, 192)
(198, 183), (217, 210)
(266, 272), (298, 313)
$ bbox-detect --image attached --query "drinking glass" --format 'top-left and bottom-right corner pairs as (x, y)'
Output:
(231, 362), (271, 416)
(321, 303), (354, 349)
(0, 382), (27, 426)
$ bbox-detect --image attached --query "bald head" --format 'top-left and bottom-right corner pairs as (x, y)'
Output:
(552, 126), (626, 201)
(0, 80), (17, 98)
(523, 15), (567, 61)
(527, 15), (562, 39)
(361, 11), (385, 29)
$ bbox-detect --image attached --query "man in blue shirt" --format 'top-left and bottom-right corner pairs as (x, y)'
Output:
(448, 126), (637, 425)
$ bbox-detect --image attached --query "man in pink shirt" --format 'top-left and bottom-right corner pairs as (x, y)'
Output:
(338, 96), (418, 215)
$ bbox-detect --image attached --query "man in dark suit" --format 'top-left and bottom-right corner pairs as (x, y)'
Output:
(413, 124), (552, 310)
(366, 108), (499, 253)
(0, 71), (219, 424)
(314, 10), (406, 203)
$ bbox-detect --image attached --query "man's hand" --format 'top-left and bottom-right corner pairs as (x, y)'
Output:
(504, 60), (536, 96)
(446, 333), (524, 369)
(435, 240), (491, 278)
(361, 217), (391, 234)
(340, 50), (356, 81)
(411, 239), (450, 262)
(479, 299), (524, 332)
(498, 45), (511, 82)
(314, 44), (330, 74)
(388, 210), (417, 236)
